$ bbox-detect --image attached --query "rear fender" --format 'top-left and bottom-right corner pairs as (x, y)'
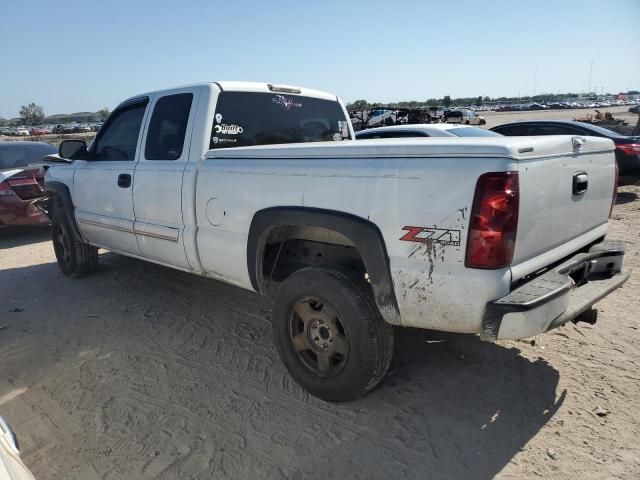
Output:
(247, 207), (401, 324)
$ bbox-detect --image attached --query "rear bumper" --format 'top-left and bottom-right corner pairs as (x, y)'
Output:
(481, 240), (630, 340)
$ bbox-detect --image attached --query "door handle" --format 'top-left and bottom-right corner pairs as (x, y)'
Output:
(117, 174), (131, 188)
(573, 171), (588, 195)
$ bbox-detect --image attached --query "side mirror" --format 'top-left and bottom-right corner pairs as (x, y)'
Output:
(59, 140), (88, 160)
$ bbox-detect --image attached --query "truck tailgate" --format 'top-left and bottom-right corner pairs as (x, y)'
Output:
(511, 135), (616, 277)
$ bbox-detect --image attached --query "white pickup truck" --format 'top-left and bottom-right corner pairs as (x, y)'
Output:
(44, 81), (629, 401)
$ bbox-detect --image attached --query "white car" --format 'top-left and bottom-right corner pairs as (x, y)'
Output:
(444, 109), (486, 125)
(356, 123), (501, 139)
(0, 417), (36, 480)
(15, 128), (29, 137)
(44, 81), (628, 401)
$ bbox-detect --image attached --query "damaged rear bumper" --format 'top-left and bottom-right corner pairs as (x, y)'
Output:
(481, 240), (630, 341)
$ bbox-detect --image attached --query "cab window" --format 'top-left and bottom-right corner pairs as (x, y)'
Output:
(210, 92), (351, 149)
(145, 93), (193, 160)
(93, 100), (147, 161)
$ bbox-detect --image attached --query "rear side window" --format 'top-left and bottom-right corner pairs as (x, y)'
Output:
(493, 125), (529, 136)
(448, 127), (501, 137)
(210, 92), (351, 149)
(528, 125), (575, 135)
(357, 131), (430, 139)
(145, 93), (193, 160)
(382, 131), (430, 138)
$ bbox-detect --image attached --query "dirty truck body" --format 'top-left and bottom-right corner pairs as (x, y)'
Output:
(45, 82), (629, 401)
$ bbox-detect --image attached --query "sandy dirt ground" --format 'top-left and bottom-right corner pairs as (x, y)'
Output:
(480, 105), (638, 130)
(0, 187), (639, 479)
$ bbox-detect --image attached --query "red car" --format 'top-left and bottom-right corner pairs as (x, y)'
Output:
(0, 141), (56, 227)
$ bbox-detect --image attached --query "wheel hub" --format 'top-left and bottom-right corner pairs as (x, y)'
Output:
(308, 318), (334, 352)
(289, 297), (350, 375)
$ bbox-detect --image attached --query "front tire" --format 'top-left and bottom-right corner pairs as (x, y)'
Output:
(52, 209), (98, 278)
(272, 266), (394, 402)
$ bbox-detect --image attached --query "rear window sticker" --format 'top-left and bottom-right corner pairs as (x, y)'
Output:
(272, 95), (302, 110)
(212, 136), (237, 145)
(214, 124), (244, 135)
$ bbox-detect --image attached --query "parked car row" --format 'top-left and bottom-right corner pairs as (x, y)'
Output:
(0, 123), (102, 137)
(468, 98), (640, 112)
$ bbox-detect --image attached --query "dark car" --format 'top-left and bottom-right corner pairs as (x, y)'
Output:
(491, 120), (640, 175)
(0, 141), (56, 227)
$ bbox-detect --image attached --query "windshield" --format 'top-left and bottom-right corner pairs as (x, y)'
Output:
(448, 127), (502, 137)
(210, 92), (351, 149)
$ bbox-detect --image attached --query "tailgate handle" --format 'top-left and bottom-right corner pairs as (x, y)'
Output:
(573, 171), (589, 195)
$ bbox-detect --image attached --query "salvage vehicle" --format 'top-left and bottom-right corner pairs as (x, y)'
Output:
(44, 82), (629, 401)
(0, 416), (36, 480)
(444, 109), (486, 125)
(491, 120), (640, 176)
(355, 124), (501, 139)
(0, 141), (55, 227)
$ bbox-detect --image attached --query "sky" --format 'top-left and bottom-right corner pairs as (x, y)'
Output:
(0, 0), (639, 118)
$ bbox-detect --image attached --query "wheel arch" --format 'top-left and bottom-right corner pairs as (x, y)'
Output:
(45, 180), (82, 240)
(247, 206), (401, 324)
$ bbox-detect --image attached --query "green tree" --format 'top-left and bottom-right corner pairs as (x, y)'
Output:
(98, 107), (110, 120)
(475, 96), (483, 107)
(0, 117), (8, 126)
(19, 102), (45, 125)
(443, 95), (451, 108)
(347, 99), (369, 109)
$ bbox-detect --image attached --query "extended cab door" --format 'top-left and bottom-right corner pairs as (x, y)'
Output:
(132, 88), (199, 269)
(74, 97), (149, 255)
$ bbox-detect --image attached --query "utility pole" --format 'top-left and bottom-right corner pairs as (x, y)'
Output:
(533, 66), (538, 97)
(588, 60), (594, 95)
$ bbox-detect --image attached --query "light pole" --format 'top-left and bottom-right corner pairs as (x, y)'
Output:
(588, 60), (594, 95)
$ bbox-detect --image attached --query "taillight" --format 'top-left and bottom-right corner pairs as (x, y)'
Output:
(616, 143), (640, 156)
(465, 172), (519, 269)
(0, 181), (17, 196)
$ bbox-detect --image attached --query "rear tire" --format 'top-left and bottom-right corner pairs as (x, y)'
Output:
(52, 209), (98, 278)
(272, 266), (394, 402)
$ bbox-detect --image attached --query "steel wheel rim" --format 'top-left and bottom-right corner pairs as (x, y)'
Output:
(288, 296), (349, 377)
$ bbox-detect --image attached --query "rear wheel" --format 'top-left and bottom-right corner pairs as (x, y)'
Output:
(52, 209), (98, 278)
(272, 266), (394, 402)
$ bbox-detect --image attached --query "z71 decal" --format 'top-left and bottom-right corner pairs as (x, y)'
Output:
(400, 226), (461, 246)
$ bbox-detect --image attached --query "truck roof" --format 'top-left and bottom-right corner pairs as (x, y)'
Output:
(121, 81), (339, 106)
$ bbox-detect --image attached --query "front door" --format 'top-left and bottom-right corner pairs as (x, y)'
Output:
(74, 98), (149, 255)
(133, 89), (198, 269)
